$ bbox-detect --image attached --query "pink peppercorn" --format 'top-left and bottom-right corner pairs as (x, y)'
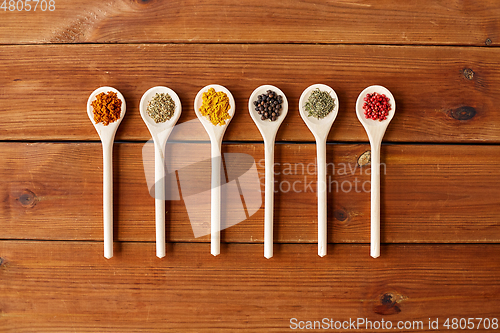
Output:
(363, 92), (391, 121)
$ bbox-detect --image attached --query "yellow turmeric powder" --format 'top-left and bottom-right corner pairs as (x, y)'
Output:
(92, 91), (122, 126)
(199, 88), (231, 126)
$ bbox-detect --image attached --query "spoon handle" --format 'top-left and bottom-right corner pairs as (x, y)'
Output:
(264, 138), (275, 259)
(370, 140), (382, 258)
(211, 140), (222, 256)
(154, 140), (166, 258)
(102, 139), (114, 259)
(316, 138), (327, 257)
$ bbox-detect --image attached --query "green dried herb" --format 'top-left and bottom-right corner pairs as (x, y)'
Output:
(304, 88), (335, 119)
(147, 93), (175, 123)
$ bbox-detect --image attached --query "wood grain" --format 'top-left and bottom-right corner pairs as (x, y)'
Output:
(1, 44), (500, 142)
(0, 241), (499, 332)
(2, 142), (499, 243)
(0, 0), (499, 46)
(1, 0), (499, 329)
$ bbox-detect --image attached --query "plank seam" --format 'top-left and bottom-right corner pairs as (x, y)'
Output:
(0, 239), (499, 245)
(2, 140), (500, 146)
(0, 42), (498, 48)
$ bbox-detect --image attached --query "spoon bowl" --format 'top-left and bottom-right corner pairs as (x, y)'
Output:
(140, 86), (182, 137)
(140, 86), (182, 258)
(194, 84), (235, 256)
(356, 85), (396, 141)
(299, 84), (339, 140)
(355, 85), (396, 258)
(195, 85), (236, 140)
(248, 85), (289, 140)
(87, 87), (126, 139)
(299, 84), (339, 257)
(248, 85), (288, 259)
(87, 86), (127, 259)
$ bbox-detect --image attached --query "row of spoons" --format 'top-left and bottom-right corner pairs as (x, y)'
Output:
(87, 84), (395, 259)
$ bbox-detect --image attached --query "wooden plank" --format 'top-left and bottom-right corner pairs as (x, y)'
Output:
(0, 241), (499, 331)
(1, 44), (499, 142)
(0, 0), (499, 46)
(1, 142), (499, 243)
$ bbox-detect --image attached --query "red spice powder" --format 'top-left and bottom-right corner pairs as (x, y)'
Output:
(92, 91), (122, 126)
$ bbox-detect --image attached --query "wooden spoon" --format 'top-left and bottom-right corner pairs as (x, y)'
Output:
(140, 86), (182, 258)
(87, 87), (127, 259)
(194, 84), (236, 256)
(248, 85), (288, 259)
(299, 84), (339, 257)
(355, 85), (396, 258)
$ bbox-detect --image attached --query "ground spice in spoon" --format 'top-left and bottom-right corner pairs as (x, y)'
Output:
(147, 93), (175, 123)
(199, 87), (231, 126)
(92, 91), (122, 126)
(304, 88), (335, 119)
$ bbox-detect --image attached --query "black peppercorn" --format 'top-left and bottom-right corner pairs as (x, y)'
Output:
(254, 90), (283, 122)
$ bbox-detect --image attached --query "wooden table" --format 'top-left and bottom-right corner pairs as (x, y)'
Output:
(1, 1), (500, 331)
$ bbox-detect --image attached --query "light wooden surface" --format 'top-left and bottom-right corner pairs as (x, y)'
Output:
(0, 0), (498, 45)
(0, 0), (499, 331)
(2, 143), (499, 243)
(1, 242), (499, 332)
(0, 44), (499, 142)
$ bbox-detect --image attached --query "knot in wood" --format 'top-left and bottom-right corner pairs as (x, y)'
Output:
(485, 38), (492, 46)
(358, 150), (371, 167)
(374, 292), (405, 315)
(18, 189), (37, 208)
(334, 209), (348, 222)
(0, 257), (3, 267)
(381, 293), (393, 305)
(450, 106), (476, 121)
(462, 68), (474, 80)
